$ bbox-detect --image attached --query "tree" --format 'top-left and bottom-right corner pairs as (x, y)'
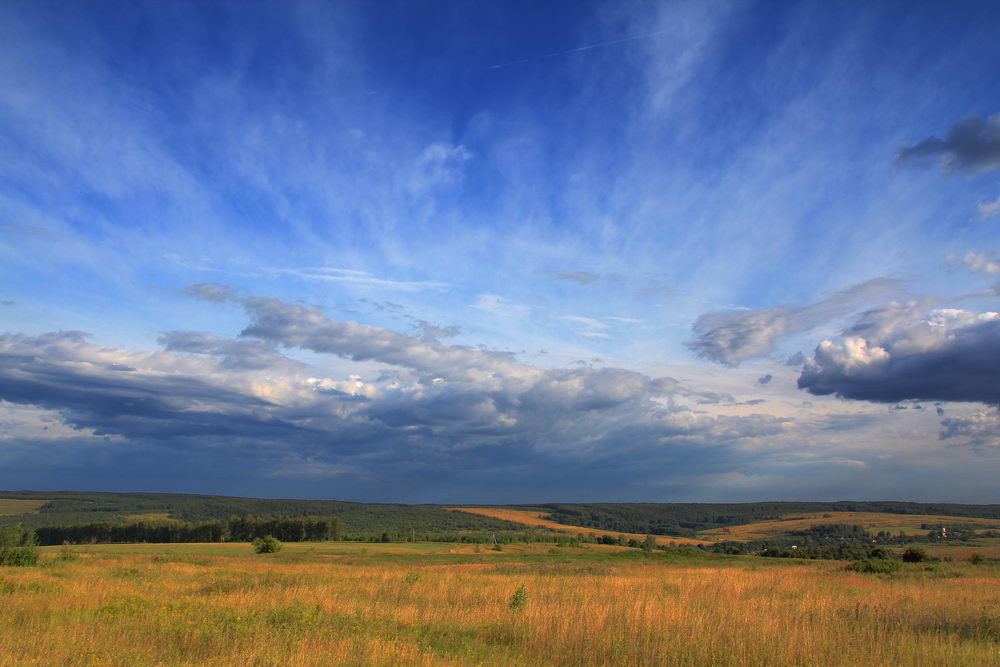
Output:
(252, 535), (283, 554)
(0, 524), (39, 566)
(643, 534), (657, 552)
(902, 547), (927, 563)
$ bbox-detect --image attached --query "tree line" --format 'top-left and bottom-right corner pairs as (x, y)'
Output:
(34, 515), (345, 546)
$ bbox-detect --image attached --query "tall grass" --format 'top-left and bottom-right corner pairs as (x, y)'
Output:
(1, 544), (997, 665)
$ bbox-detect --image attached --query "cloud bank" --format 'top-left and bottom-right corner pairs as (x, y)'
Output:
(688, 279), (903, 366)
(896, 114), (1000, 172)
(798, 305), (1000, 405)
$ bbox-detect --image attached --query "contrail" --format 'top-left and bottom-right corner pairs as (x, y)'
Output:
(490, 29), (670, 70)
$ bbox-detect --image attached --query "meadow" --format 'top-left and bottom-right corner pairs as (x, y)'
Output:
(2, 541), (997, 666)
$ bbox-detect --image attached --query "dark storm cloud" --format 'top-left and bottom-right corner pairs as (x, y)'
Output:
(0, 332), (300, 443)
(896, 114), (1000, 171)
(688, 279), (903, 366)
(798, 307), (1000, 404)
(0, 288), (807, 497)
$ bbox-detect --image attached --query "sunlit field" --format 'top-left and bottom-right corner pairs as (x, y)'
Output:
(2, 542), (998, 666)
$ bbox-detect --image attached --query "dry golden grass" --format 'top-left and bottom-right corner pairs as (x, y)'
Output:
(2, 542), (997, 666)
(0, 499), (48, 516)
(448, 507), (707, 546)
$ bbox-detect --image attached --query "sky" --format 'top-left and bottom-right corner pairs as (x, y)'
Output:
(2, 0), (1000, 503)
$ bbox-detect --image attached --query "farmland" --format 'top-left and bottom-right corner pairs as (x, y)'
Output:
(2, 541), (998, 665)
(449, 507), (706, 545)
(453, 506), (1000, 546)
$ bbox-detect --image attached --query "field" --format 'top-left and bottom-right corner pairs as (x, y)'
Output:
(449, 507), (706, 545)
(699, 512), (1000, 542)
(0, 499), (47, 516)
(2, 542), (998, 665)
(455, 507), (1000, 546)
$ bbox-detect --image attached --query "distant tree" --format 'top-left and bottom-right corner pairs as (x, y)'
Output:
(902, 547), (928, 563)
(252, 535), (283, 554)
(380, 532), (391, 543)
(643, 534), (657, 552)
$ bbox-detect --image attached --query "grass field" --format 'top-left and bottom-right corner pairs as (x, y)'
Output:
(2, 541), (997, 665)
(448, 508), (707, 546)
(0, 499), (47, 516)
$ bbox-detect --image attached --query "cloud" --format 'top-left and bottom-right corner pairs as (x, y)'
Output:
(552, 270), (601, 284)
(939, 410), (1000, 448)
(0, 300), (13, 306)
(472, 294), (530, 318)
(896, 114), (1000, 172)
(414, 320), (461, 339)
(0, 224), (50, 237)
(409, 143), (472, 191)
(0, 287), (816, 497)
(158, 331), (299, 372)
(278, 267), (451, 292)
(950, 251), (1000, 275)
(978, 195), (1000, 220)
(183, 283), (238, 303)
(798, 305), (1000, 404)
(688, 279), (903, 366)
(756, 374), (773, 386)
(558, 315), (607, 329)
(784, 352), (805, 367)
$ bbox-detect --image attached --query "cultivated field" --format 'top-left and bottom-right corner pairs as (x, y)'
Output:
(0, 499), (47, 516)
(699, 511), (1000, 542)
(2, 542), (997, 665)
(448, 508), (707, 545)
(455, 507), (1000, 546)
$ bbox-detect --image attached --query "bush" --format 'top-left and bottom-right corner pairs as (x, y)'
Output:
(846, 559), (902, 574)
(0, 525), (39, 567)
(902, 547), (928, 563)
(509, 584), (528, 610)
(969, 553), (986, 565)
(252, 536), (283, 554)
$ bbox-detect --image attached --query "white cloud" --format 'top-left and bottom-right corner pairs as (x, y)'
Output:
(978, 195), (1000, 220)
(949, 251), (1000, 274)
(472, 294), (530, 318)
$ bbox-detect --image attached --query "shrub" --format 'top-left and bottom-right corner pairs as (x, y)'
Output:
(846, 559), (902, 574)
(252, 536), (283, 554)
(969, 553), (986, 565)
(0, 525), (39, 567)
(902, 547), (928, 563)
(509, 584), (528, 610)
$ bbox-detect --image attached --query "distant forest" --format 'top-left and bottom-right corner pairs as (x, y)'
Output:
(3, 492), (999, 544)
(0, 491), (524, 536)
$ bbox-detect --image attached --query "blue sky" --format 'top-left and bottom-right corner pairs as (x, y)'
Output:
(2, 0), (1000, 502)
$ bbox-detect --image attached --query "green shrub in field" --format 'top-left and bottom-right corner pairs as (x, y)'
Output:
(902, 547), (928, 563)
(969, 553), (986, 565)
(0, 524), (39, 567)
(252, 535), (283, 554)
(509, 584), (528, 610)
(846, 559), (902, 574)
